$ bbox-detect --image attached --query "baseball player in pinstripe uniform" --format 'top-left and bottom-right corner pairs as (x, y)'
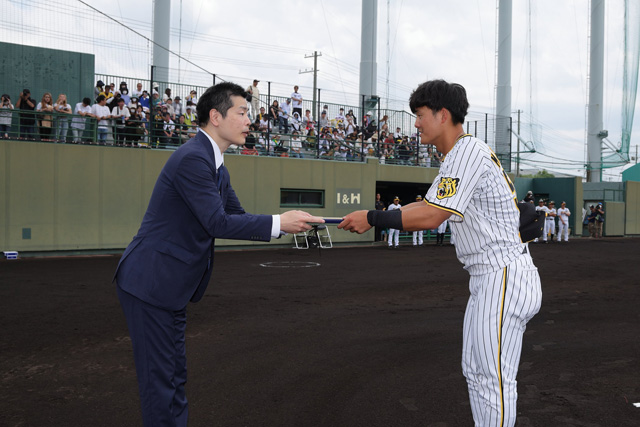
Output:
(339, 80), (542, 426)
(413, 195), (425, 246)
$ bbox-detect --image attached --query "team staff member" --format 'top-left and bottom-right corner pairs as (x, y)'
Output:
(114, 82), (322, 427)
(535, 199), (549, 243)
(387, 196), (402, 248)
(412, 195), (425, 246)
(339, 79), (542, 427)
(557, 201), (571, 242)
(374, 193), (386, 241)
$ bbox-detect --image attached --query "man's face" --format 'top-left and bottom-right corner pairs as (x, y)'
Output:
(260, 107), (265, 114)
(294, 86), (298, 92)
(215, 95), (251, 146)
(137, 83), (142, 90)
(414, 106), (443, 145)
(376, 193), (380, 200)
(393, 199), (399, 205)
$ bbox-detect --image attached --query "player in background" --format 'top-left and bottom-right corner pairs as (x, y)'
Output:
(436, 218), (448, 246)
(546, 201), (557, 242)
(557, 201), (571, 242)
(387, 196), (402, 248)
(534, 199), (549, 243)
(339, 79), (542, 427)
(412, 195), (425, 246)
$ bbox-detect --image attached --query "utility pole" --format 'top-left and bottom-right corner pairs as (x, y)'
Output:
(300, 51), (321, 122)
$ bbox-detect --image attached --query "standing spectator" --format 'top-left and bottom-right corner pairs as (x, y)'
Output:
(54, 94), (72, 142)
(112, 98), (131, 146)
(36, 92), (55, 141)
(387, 196), (402, 248)
(347, 109), (357, 126)
(291, 85), (303, 118)
(99, 84), (114, 104)
(186, 89), (198, 105)
(318, 110), (329, 130)
(302, 109), (314, 133)
(586, 205), (597, 238)
(557, 201), (571, 242)
(94, 80), (105, 101)
(16, 89), (36, 139)
(279, 98), (291, 134)
(119, 82), (131, 105)
(595, 203), (605, 238)
(246, 79), (260, 118)
(335, 107), (346, 126)
(128, 96), (140, 111)
(173, 96), (184, 118)
(131, 82), (144, 98)
(0, 94), (14, 138)
(70, 97), (93, 143)
(345, 116), (356, 136)
(125, 106), (144, 146)
(183, 104), (197, 129)
(91, 95), (112, 144)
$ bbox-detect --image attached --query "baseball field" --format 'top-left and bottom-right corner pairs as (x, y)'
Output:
(1, 237), (639, 426)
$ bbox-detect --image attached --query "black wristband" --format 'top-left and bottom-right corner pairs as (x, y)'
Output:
(367, 209), (403, 230)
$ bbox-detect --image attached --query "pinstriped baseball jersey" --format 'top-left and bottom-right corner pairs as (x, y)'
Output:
(425, 135), (525, 275)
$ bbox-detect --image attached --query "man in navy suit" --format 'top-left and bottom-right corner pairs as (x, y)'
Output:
(115, 82), (322, 426)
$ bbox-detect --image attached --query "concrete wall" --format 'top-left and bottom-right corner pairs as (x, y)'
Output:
(604, 202), (625, 236)
(1, 141), (438, 252)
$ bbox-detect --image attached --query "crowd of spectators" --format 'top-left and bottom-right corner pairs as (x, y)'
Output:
(242, 83), (442, 166)
(1, 79), (442, 167)
(1, 81), (200, 147)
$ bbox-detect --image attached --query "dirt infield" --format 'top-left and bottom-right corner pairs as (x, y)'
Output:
(1, 238), (639, 426)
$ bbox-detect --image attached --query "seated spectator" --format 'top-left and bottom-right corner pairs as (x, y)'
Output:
(54, 93), (72, 142)
(302, 109), (315, 134)
(163, 88), (172, 102)
(139, 91), (151, 112)
(128, 96), (140, 111)
(173, 96), (184, 118)
(278, 98), (291, 134)
(37, 92), (55, 141)
(0, 94), (14, 138)
(269, 100), (281, 128)
(16, 89), (37, 139)
(91, 95), (112, 144)
(290, 130), (303, 158)
(161, 112), (175, 146)
(164, 97), (176, 120)
(347, 109), (357, 126)
(290, 112), (301, 133)
(394, 126), (403, 139)
(345, 116), (356, 136)
(99, 84), (114, 105)
(186, 89), (198, 105)
(70, 97), (93, 143)
(243, 125), (260, 155)
(131, 82), (144, 98)
(183, 104), (197, 130)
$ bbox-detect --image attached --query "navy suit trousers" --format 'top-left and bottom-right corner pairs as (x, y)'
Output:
(118, 286), (188, 427)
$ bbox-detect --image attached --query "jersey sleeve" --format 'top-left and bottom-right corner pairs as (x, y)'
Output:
(425, 143), (487, 220)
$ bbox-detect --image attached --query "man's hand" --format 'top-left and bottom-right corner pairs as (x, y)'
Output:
(337, 210), (371, 234)
(280, 210), (324, 234)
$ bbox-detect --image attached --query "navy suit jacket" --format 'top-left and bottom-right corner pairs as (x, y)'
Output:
(115, 131), (272, 310)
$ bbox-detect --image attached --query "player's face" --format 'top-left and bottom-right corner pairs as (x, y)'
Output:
(414, 106), (443, 146)
(216, 95), (251, 147)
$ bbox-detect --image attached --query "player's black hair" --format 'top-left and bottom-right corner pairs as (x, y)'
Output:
(197, 82), (248, 126)
(409, 79), (469, 125)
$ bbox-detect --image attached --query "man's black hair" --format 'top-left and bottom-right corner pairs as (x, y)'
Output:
(96, 94), (106, 103)
(82, 97), (91, 105)
(409, 79), (469, 125)
(197, 82), (248, 127)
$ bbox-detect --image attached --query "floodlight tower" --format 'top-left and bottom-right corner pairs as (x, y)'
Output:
(153, 0), (171, 84)
(360, 0), (379, 110)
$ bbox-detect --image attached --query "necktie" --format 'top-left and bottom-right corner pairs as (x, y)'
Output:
(217, 165), (228, 193)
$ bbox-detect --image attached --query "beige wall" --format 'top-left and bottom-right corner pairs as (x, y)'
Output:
(1, 141), (436, 251)
(625, 181), (640, 235)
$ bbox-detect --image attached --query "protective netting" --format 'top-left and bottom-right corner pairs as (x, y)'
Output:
(604, 0), (639, 168)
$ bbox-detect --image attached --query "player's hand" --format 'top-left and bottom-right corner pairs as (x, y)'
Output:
(338, 210), (371, 234)
(280, 210), (323, 234)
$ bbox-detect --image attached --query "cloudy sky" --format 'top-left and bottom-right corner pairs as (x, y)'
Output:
(2, 0), (638, 179)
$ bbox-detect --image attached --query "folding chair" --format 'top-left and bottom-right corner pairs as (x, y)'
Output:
(293, 231), (309, 249)
(314, 225), (333, 249)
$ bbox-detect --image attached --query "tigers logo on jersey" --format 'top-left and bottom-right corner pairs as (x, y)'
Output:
(437, 177), (460, 199)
